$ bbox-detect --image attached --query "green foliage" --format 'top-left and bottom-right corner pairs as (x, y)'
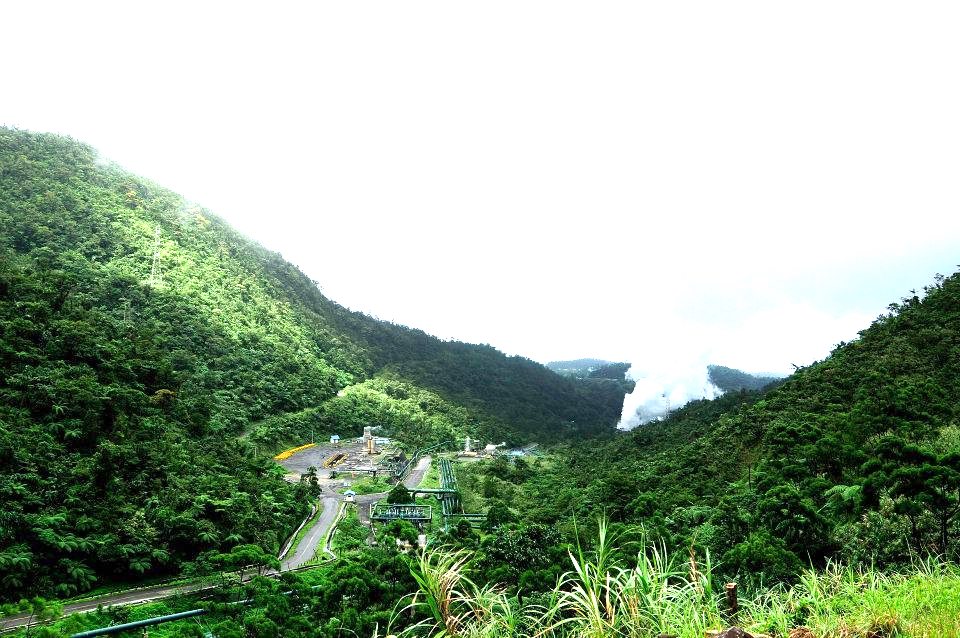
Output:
(444, 270), (960, 587)
(0, 128), (627, 600)
(387, 483), (413, 504)
(331, 509), (369, 555)
(707, 364), (782, 391)
(211, 544), (280, 580)
(24, 551), (419, 638)
(484, 502), (515, 531)
(380, 520), (419, 546)
(477, 523), (565, 596)
(340, 476), (391, 496)
(251, 376), (480, 450)
(395, 524), (960, 638)
(723, 530), (804, 585)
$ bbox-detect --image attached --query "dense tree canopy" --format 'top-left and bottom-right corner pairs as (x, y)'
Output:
(464, 272), (960, 584)
(5, 125), (960, 610)
(0, 128), (627, 600)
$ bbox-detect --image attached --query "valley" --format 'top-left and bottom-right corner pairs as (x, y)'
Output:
(2, 128), (960, 637)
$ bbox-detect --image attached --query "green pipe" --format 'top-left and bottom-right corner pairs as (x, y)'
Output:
(70, 608), (207, 637)
(68, 573), (332, 637)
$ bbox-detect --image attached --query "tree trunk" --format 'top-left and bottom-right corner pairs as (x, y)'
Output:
(725, 582), (739, 622)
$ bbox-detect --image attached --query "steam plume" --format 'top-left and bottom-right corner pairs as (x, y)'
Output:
(617, 357), (722, 430)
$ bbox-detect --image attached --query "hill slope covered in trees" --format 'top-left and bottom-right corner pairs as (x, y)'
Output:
(707, 364), (782, 392)
(0, 128), (626, 599)
(489, 272), (960, 584)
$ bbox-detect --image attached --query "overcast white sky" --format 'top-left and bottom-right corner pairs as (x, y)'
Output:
(4, 2), (959, 374)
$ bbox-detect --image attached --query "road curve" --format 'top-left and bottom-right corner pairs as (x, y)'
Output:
(283, 455), (431, 566)
(281, 496), (339, 569)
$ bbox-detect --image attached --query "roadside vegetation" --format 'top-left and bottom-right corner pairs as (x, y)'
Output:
(9, 520), (957, 638)
(339, 476), (392, 495)
(393, 522), (960, 638)
(330, 507), (368, 556)
(281, 501), (324, 562)
(417, 461), (443, 490)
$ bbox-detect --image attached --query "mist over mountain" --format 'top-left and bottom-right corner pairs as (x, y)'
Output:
(3, 128), (960, 635)
(514, 268), (960, 586)
(552, 358), (783, 429)
(545, 358), (614, 376)
(617, 362), (783, 430)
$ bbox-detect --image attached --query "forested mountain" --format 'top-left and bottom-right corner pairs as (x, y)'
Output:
(6, 125), (959, 621)
(543, 360), (635, 398)
(545, 358), (611, 376)
(0, 128), (626, 599)
(587, 361), (631, 379)
(707, 364), (782, 392)
(549, 360), (777, 393)
(497, 272), (960, 583)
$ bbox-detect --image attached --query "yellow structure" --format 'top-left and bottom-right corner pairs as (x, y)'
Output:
(273, 442), (316, 461)
(323, 452), (348, 468)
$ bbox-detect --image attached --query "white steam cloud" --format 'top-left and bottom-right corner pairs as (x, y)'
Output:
(617, 359), (721, 430)
(612, 302), (873, 431)
(615, 332), (724, 431)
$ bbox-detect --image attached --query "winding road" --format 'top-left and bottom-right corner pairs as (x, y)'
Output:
(0, 456), (433, 633)
(280, 495), (340, 569)
(281, 455), (432, 568)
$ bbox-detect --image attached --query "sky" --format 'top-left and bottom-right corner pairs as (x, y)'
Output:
(3, 1), (960, 377)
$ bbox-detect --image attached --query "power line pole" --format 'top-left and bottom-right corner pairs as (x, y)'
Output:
(121, 297), (132, 326)
(147, 227), (163, 288)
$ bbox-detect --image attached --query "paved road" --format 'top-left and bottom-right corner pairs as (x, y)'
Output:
(285, 456), (432, 563)
(0, 456), (434, 633)
(0, 580), (216, 633)
(281, 496), (339, 569)
(404, 456), (432, 489)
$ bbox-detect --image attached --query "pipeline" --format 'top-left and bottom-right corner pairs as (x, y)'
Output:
(70, 608), (208, 637)
(69, 582), (323, 638)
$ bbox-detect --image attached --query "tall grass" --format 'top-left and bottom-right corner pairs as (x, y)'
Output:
(390, 549), (522, 638)
(537, 520), (722, 637)
(389, 521), (960, 638)
(783, 557), (960, 637)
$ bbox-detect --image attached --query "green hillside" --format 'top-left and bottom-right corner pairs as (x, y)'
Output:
(707, 364), (782, 392)
(4, 125), (959, 625)
(545, 358), (612, 376)
(501, 272), (960, 582)
(0, 128), (626, 599)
